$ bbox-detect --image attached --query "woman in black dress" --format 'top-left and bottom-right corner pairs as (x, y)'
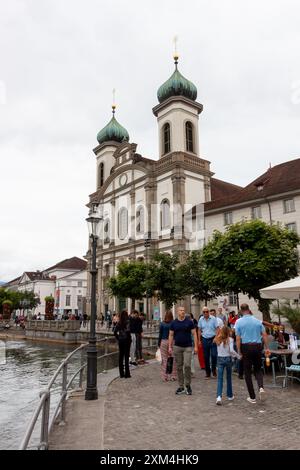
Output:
(114, 310), (132, 378)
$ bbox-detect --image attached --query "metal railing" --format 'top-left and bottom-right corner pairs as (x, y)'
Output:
(19, 337), (117, 450)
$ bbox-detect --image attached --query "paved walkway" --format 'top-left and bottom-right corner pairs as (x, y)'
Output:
(50, 361), (300, 450)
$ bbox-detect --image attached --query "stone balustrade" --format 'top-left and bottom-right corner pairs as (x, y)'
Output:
(27, 320), (81, 331)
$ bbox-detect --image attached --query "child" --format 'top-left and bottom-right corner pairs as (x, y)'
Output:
(214, 326), (240, 405)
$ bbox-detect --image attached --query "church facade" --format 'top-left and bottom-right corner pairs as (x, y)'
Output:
(86, 54), (215, 317)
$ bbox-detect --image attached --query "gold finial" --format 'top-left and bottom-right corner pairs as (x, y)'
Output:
(112, 88), (116, 114)
(173, 35), (179, 64)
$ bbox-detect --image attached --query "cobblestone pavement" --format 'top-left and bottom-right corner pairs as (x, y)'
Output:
(103, 361), (300, 450)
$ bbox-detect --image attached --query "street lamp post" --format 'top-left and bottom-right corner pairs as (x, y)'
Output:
(85, 212), (101, 401)
(144, 234), (151, 321)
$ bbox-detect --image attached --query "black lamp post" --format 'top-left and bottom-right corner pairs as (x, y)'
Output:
(144, 234), (151, 321)
(85, 211), (101, 400)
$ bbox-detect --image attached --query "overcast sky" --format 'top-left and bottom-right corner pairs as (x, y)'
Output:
(0, 0), (300, 281)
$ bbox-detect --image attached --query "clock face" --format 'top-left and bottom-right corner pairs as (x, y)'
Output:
(119, 173), (128, 187)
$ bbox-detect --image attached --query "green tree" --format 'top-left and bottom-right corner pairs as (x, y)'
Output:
(203, 220), (299, 321)
(107, 260), (148, 308)
(146, 252), (182, 309)
(0, 288), (40, 312)
(177, 250), (216, 305)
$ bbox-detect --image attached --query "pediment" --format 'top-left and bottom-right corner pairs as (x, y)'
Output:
(113, 142), (137, 169)
(103, 165), (147, 197)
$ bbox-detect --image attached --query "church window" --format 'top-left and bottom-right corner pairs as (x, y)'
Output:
(160, 199), (171, 230)
(118, 207), (128, 240)
(99, 162), (104, 187)
(163, 123), (171, 155)
(136, 205), (145, 234)
(185, 121), (194, 153)
(104, 264), (109, 277)
(104, 219), (110, 243)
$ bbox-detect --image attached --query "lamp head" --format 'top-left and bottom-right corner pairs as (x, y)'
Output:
(86, 212), (101, 237)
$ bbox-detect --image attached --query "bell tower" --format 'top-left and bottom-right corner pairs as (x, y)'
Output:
(152, 52), (203, 159)
(93, 98), (130, 191)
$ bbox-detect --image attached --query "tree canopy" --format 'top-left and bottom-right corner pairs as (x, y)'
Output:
(202, 220), (300, 321)
(177, 250), (215, 304)
(146, 252), (183, 309)
(0, 288), (40, 313)
(107, 259), (148, 308)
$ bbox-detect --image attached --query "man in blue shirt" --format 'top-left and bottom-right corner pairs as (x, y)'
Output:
(198, 308), (219, 378)
(235, 303), (270, 404)
(169, 306), (198, 396)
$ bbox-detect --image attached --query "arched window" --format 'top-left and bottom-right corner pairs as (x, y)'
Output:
(99, 162), (104, 187)
(104, 264), (110, 277)
(163, 123), (171, 155)
(160, 199), (171, 230)
(103, 219), (110, 243)
(118, 207), (128, 240)
(185, 121), (194, 153)
(136, 205), (145, 235)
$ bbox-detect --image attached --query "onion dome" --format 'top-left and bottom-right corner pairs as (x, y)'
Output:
(157, 55), (197, 104)
(97, 105), (129, 145)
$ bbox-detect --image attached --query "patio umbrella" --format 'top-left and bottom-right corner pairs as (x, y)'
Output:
(260, 276), (300, 300)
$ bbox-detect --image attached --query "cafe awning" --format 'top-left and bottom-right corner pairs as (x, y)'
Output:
(260, 276), (300, 300)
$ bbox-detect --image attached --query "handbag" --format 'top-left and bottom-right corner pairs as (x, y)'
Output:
(166, 356), (173, 374)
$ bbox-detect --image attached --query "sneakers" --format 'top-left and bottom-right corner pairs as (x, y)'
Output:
(205, 375), (211, 380)
(186, 385), (192, 395)
(130, 361), (138, 366)
(247, 397), (257, 404)
(238, 375), (244, 380)
(216, 396), (222, 405)
(175, 387), (186, 395)
(259, 388), (266, 402)
(212, 371), (217, 378)
(227, 396), (235, 401)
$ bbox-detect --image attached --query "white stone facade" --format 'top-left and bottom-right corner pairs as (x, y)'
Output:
(55, 270), (87, 317)
(87, 90), (210, 318)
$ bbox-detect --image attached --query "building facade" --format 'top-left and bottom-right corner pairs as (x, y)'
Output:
(4, 257), (87, 317)
(86, 55), (300, 320)
(204, 159), (300, 315)
(87, 55), (213, 318)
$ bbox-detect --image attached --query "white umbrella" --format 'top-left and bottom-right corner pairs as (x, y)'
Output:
(260, 276), (300, 300)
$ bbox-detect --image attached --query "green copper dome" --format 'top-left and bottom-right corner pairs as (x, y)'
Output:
(157, 60), (197, 104)
(97, 111), (129, 145)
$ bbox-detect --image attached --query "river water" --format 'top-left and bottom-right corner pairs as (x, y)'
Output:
(0, 339), (118, 450)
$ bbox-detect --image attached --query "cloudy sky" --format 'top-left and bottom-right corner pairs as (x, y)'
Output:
(0, 0), (300, 281)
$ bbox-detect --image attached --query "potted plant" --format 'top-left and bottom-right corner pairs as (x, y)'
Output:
(2, 300), (13, 320)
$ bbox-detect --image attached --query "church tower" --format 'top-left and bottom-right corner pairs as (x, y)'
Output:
(93, 103), (130, 190)
(152, 52), (203, 159)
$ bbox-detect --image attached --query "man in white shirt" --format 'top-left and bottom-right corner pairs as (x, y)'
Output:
(210, 309), (224, 328)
